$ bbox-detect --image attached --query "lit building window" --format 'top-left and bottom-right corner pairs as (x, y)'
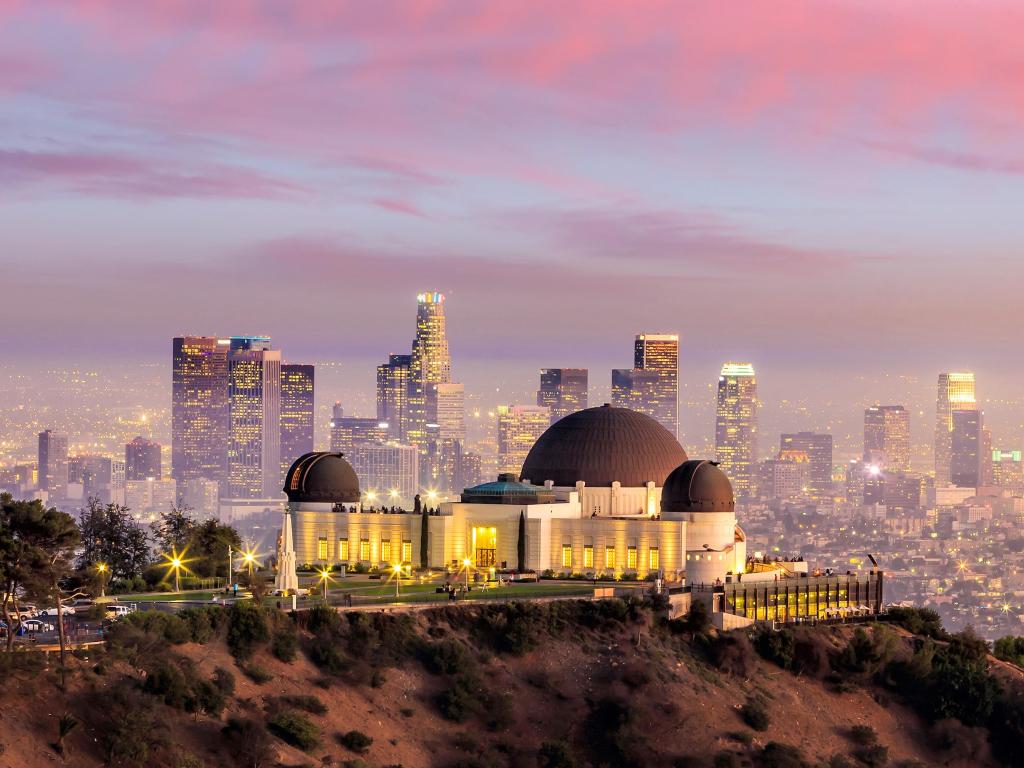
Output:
(339, 538), (349, 562)
(649, 547), (660, 571)
(402, 540), (412, 563)
(561, 545), (572, 568)
(605, 546), (616, 569)
(359, 539), (370, 561)
(317, 537), (328, 561)
(381, 540), (392, 563)
(584, 545), (594, 569)
(627, 546), (637, 570)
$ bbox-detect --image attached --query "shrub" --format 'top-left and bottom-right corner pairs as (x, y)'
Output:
(538, 741), (577, 768)
(338, 730), (374, 754)
(436, 674), (480, 722)
(993, 635), (1024, 668)
(242, 664), (273, 684)
(419, 639), (471, 675)
(740, 698), (770, 731)
(101, 684), (167, 768)
(685, 600), (711, 634)
(271, 627), (297, 662)
(852, 744), (888, 768)
(759, 742), (809, 768)
(885, 607), (948, 640)
(222, 718), (274, 768)
(227, 603), (269, 660)
(177, 606), (224, 643)
(213, 667), (235, 697)
(267, 710), (320, 752)
(709, 631), (757, 677)
(713, 753), (742, 768)
(848, 725), (877, 746)
(280, 694), (327, 715)
(726, 731), (753, 746)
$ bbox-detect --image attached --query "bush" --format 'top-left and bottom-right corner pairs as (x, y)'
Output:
(852, 744), (888, 768)
(538, 741), (577, 768)
(885, 607), (947, 640)
(242, 664), (273, 684)
(177, 606), (224, 643)
(848, 725), (877, 746)
(685, 600), (711, 634)
(271, 627), (297, 662)
(708, 631), (757, 677)
(222, 718), (274, 768)
(741, 698), (770, 731)
(267, 710), (320, 752)
(280, 694), (327, 715)
(993, 635), (1024, 668)
(227, 603), (269, 660)
(759, 742), (809, 768)
(213, 667), (235, 697)
(338, 730), (373, 754)
(419, 639), (471, 675)
(100, 683), (167, 768)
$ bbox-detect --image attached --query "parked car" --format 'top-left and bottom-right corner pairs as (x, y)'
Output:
(22, 619), (55, 633)
(105, 604), (137, 619)
(37, 605), (75, 617)
(72, 597), (94, 606)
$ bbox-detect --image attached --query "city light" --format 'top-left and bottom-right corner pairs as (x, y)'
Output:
(161, 547), (192, 593)
(317, 567), (332, 601)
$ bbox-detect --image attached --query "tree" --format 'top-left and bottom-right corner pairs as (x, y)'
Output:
(0, 493), (37, 651)
(77, 498), (151, 580)
(188, 519), (242, 578)
(151, 504), (196, 554)
(420, 503), (429, 569)
(517, 511), (526, 572)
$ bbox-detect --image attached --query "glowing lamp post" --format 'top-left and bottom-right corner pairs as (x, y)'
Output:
(392, 563), (402, 599)
(317, 567), (331, 601)
(462, 558), (472, 590)
(171, 557), (182, 592)
(97, 562), (109, 598)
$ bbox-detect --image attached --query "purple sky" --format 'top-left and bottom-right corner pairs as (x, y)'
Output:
(4, 2), (1024, 415)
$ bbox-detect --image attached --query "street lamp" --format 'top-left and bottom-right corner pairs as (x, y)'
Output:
(317, 567), (332, 601)
(242, 548), (257, 576)
(462, 557), (472, 590)
(97, 562), (108, 598)
(171, 557), (182, 592)
(392, 563), (402, 599)
(162, 547), (190, 593)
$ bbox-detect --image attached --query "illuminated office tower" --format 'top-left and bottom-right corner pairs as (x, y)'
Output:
(125, 436), (161, 481)
(496, 405), (550, 476)
(433, 383), (466, 442)
(715, 363), (758, 498)
(935, 372), (976, 484)
(171, 336), (230, 489)
(227, 338), (281, 498)
(537, 368), (588, 423)
(634, 333), (679, 437)
(76, 455), (125, 506)
(280, 364), (315, 480)
(348, 442), (420, 501)
(611, 368), (661, 415)
(863, 405), (911, 471)
(376, 354), (411, 439)
(992, 450), (1024, 496)
(406, 292), (452, 449)
(779, 432), (833, 499)
(329, 403), (388, 455)
(37, 429), (68, 499)
(950, 409), (983, 488)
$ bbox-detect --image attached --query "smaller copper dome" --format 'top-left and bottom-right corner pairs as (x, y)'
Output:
(284, 452), (360, 504)
(661, 460), (735, 513)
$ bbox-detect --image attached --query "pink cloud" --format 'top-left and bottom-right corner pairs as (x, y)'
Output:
(373, 198), (423, 217)
(862, 139), (1024, 176)
(0, 148), (304, 199)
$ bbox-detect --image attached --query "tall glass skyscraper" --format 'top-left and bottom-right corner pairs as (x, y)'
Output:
(935, 372), (976, 485)
(125, 435), (162, 481)
(496, 405), (550, 476)
(227, 337), (281, 498)
(406, 292), (453, 450)
(280, 364), (315, 483)
(715, 362), (758, 498)
(779, 431), (833, 500)
(376, 354), (411, 439)
(537, 368), (588, 423)
(634, 333), (679, 438)
(38, 429), (68, 499)
(863, 405), (911, 472)
(171, 336), (230, 490)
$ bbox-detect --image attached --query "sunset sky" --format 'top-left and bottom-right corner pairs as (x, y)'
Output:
(4, 1), (1024, 403)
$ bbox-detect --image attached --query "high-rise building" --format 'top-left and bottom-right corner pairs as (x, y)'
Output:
(863, 405), (910, 472)
(935, 372), (976, 484)
(611, 368), (661, 415)
(171, 336), (230, 490)
(992, 450), (1024, 496)
(126, 436), (162, 481)
(125, 478), (178, 522)
(433, 382), (466, 442)
(406, 292), (453, 449)
(537, 368), (588, 423)
(771, 449), (810, 503)
(227, 338), (281, 498)
(329, 403), (389, 455)
(779, 432), (833, 500)
(950, 409), (983, 488)
(715, 363), (758, 498)
(280, 364), (315, 480)
(181, 477), (220, 520)
(348, 442), (420, 501)
(496, 405), (550, 476)
(376, 354), (411, 439)
(37, 429), (68, 499)
(634, 333), (679, 437)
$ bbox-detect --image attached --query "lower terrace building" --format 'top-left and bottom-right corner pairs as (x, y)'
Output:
(281, 405), (882, 626)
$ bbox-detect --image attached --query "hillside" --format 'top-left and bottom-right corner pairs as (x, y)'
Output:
(0, 600), (1020, 768)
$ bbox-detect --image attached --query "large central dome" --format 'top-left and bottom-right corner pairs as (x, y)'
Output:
(521, 405), (688, 488)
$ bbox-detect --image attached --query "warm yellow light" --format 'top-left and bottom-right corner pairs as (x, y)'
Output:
(243, 552), (255, 564)
(97, 563), (108, 573)
(366, 491), (377, 501)
(427, 490), (438, 500)
(317, 567), (332, 582)
(392, 563), (402, 574)
(171, 558), (182, 569)
(389, 489), (399, 498)
(462, 558), (471, 567)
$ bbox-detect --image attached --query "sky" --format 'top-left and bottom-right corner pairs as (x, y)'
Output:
(4, 1), (1024, 444)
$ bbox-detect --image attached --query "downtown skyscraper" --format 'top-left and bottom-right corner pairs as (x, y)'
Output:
(405, 292), (453, 449)
(863, 405), (911, 472)
(611, 334), (679, 438)
(171, 336), (230, 489)
(37, 429), (68, 499)
(226, 337), (281, 499)
(280, 364), (315, 482)
(537, 368), (588, 423)
(715, 362), (758, 498)
(376, 354), (411, 439)
(935, 372), (976, 485)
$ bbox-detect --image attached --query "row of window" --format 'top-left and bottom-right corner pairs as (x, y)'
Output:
(561, 545), (659, 571)
(317, 537), (412, 564)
